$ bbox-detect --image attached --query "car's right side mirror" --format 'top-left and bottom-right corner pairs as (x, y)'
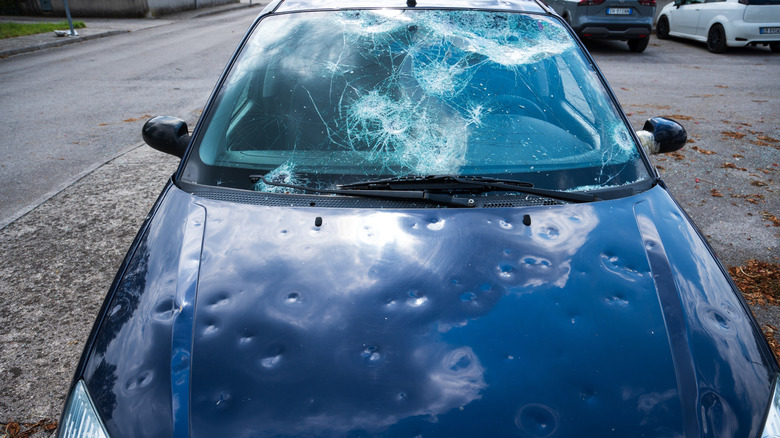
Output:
(636, 117), (687, 155)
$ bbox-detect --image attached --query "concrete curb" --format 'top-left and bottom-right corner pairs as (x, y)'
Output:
(0, 29), (129, 58)
(0, 141), (146, 230)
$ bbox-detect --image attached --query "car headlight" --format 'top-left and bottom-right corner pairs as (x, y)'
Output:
(762, 375), (780, 438)
(59, 380), (110, 438)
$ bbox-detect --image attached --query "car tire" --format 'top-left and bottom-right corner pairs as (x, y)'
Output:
(707, 24), (728, 53)
(628, 36), (650, 53)
(771, 42), (780, 53)
(656, 16), (670, 40)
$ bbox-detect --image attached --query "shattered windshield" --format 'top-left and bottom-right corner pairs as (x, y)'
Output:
(182, 9), (650, 194)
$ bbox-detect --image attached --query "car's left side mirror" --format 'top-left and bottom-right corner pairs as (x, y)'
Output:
(636, 117), (687, 155)
(142, 116), (191, 158)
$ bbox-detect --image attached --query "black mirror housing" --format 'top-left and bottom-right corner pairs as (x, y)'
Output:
(142, 116), (190, 158)
(639, 117), (687, 154)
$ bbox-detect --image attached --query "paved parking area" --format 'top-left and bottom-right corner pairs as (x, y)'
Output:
(590, 36), (778, 266)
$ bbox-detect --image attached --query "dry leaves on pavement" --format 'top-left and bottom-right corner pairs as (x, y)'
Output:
(730, 260), (780, 307)
(730, 261), (780, 360)
(1, 420), (57, 438)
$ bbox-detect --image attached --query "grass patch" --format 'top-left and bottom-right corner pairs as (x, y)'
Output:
(0, 21), (86, 39)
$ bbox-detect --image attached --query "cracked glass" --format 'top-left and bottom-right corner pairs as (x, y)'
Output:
(182, 9), (650, 195)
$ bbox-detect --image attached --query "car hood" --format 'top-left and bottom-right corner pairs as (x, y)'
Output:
(82, 183), (775, 438)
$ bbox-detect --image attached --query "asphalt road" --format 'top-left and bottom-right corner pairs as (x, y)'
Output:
(0, 8), (778, 430)
(0, 6), (260, 229)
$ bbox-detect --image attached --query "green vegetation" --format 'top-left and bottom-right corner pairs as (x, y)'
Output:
(0, 21), (86, 39)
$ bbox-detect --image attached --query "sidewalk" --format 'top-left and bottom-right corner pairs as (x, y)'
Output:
(0, 0), (263, 58)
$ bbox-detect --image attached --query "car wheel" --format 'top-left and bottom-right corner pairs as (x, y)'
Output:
(628, 36), (650, 53)
(707, 24), (728, 53)
(656, 16), (670, 40)
(771, 43), (780, 53)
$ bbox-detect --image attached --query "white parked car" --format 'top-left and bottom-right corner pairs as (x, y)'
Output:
(656, 0), (780, 52)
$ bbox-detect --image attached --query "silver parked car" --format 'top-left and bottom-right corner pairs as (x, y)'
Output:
(546, 0), (657, 51)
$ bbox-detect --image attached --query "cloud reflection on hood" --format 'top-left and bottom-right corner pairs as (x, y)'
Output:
(187, 201), (599, 437)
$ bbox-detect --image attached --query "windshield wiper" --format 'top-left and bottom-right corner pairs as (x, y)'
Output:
(249, 175), (476, 208)
(339, 175), (599, 203)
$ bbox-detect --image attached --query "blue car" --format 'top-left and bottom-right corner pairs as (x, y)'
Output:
(59, 1), (780, 437)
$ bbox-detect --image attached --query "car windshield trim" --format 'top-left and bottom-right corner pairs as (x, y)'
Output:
(251, 173), (599, 203)
(339, 174), (534, 190)
(339, 174), (600, 202)
(250, 174), (477, 207)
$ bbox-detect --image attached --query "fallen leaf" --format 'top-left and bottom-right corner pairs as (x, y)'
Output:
(1, 419), (58, 438)
(711, 189), (723, 197)
(752, 139), (780, 150)
(692, 146), (716, 155)
(761, 211), (780, 227)
(721, 131), (747, 140)
(667, 152), (685, 161)
(5, 422), (20, 436)
(663, 114), (694, 121)
(640, 104), (671, 110)
(723, 163), (748, 171)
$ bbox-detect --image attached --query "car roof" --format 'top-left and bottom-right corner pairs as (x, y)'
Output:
(275, 0), (549, 14)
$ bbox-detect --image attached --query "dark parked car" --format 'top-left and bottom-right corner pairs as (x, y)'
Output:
(59, 0), (780, 437)
(545, 0), (656, 51)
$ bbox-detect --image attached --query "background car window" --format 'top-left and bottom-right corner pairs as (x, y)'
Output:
(187, 10), (648, 193)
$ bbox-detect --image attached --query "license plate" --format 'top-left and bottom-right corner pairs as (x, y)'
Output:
(760, 27), (780, 34)
(607, 7), (633, 14)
